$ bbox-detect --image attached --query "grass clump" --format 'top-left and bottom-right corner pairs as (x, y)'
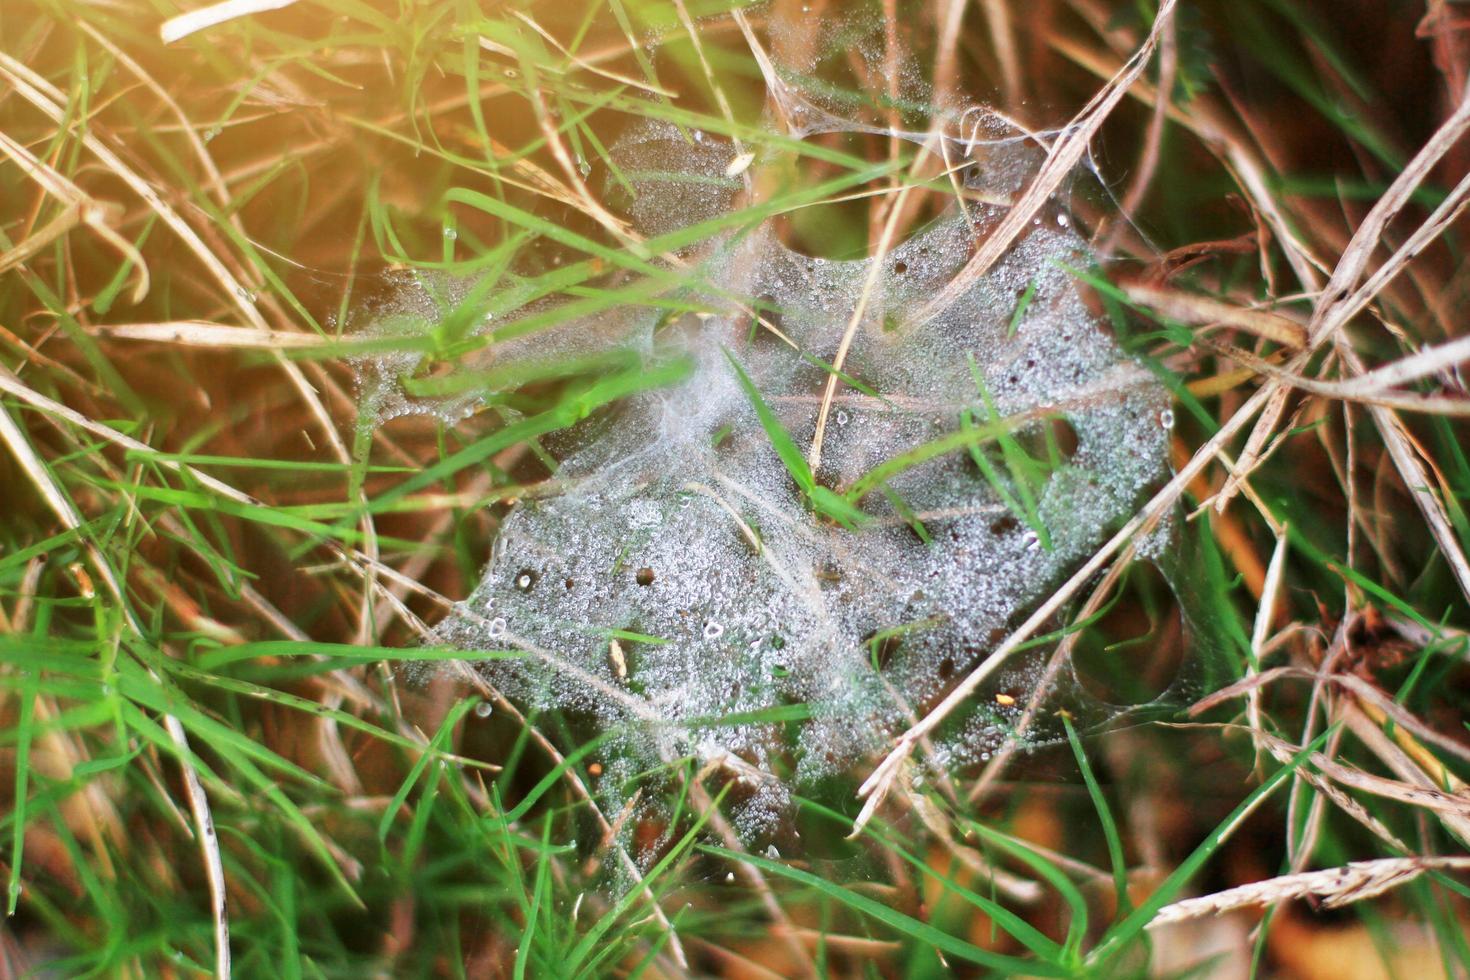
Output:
(2, 0), (1469, 977)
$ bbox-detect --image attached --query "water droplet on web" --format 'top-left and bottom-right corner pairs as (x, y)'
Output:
(835, 409), (850, 426)
(474, 702), (493, 718)
(487, 617), (506, 639)
(703, 621), (724, 640)
(1159, 408), (1175, 430)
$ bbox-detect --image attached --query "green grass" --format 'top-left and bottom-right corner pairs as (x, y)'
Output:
(2, 0), (1469, 976)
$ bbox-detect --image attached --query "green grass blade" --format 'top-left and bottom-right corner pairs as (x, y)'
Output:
(698, 844), (1070, 977)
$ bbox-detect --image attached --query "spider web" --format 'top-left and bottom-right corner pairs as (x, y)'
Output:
(356, 15), (1230, 842)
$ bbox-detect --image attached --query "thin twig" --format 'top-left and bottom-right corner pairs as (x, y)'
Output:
(1150, 857), (1470, 925)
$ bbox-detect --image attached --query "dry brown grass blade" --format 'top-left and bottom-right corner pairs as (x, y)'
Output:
(0, 129), (148, 302)
(509, 12), (678, 98)
(1288, 718), (1470, 842)
(1246, 522), (1290, 765)
(1101, 64), (1470, 606)
(0, 50), (351, 467)
(515, 54), (642, 253)
(1335, 332), (1470, 396)
(1121, 282), (1307, 349)
(980, 0), (1021, 107)
(932, 0), (969, 109)
(665, 0), (742, 149)
(1150, 856), (1470, 925)
(1048, 30), (1332, 288)
(1205, 341), (1470, 415)
(1183, 713), (1414, 856)
(808, 136), (939, 471)
(89, 321), (331, 348)
(0, 363), (260, 506)
(1216, 76), (1470, 511)
(1195, 661), (1470, 770)
(1348, 346), (1470, 604)
(1328, 167), (1470, 340)
(160, 0), (299, 45)
(900, 0), (1177, 331)
(0, 44), (387, 644)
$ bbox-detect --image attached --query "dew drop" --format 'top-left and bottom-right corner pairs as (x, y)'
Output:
(835, 409), (850, 426)
(474, 702), (493, 718)
(1159, 408), (1175, 430)
(703, 621), (724, 640)
(488, 617), (507, 639)
(442, 226), (458, 240)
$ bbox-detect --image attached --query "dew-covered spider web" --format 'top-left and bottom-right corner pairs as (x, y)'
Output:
(355, 10), (1230, 844)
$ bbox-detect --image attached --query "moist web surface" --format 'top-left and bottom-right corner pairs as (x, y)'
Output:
(357, 74), (1212, 844)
